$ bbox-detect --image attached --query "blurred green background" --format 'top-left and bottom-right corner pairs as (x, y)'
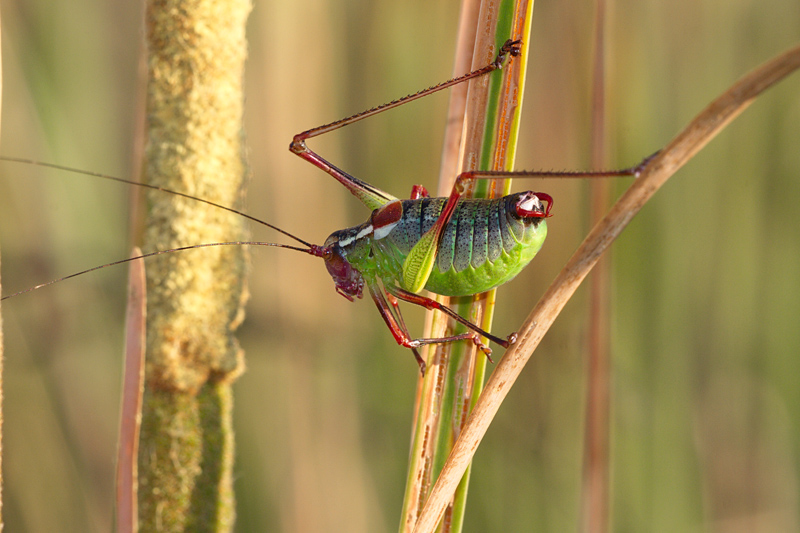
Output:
(1, 0), (799, 530)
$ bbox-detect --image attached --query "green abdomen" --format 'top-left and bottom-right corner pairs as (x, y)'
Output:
(376, 194), (547, 296)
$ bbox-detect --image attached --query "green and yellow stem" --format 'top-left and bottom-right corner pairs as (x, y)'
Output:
(400, 1), (535, 531)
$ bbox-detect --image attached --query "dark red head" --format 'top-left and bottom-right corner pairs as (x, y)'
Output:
(311, 232), (365, 302)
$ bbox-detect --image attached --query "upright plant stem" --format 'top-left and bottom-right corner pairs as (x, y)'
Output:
(137, 0), (252, 529)
(401, 1), (535, 531)
(0, 7), (5, 527)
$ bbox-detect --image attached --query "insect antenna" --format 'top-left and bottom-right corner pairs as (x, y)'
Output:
(1, 241), (319, 301)
(0, 156), (315, 248)
(0, 156), (324, 300)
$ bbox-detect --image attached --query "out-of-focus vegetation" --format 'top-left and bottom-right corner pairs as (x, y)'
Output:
(0, 0), (798, 531)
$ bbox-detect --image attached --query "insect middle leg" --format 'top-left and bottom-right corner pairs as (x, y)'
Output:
(386, 285), (514, 350)
(368, 281), (495, 375)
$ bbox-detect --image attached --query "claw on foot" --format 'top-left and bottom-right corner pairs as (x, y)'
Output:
(470, 335), (495, 364)
(412, 348), (427, 377)
(502, 39), (523, 56)
(493, 39), (523, 69)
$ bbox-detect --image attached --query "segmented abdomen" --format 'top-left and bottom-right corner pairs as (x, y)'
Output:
(380, 193), (547, 296)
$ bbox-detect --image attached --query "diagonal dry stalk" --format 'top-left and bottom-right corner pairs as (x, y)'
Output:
(414, 43), (800, 533)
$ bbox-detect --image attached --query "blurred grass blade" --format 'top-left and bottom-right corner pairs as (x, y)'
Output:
(582, 0), (611, 530)
(0, 9), (5, 527)
(117, 248), (146, 533)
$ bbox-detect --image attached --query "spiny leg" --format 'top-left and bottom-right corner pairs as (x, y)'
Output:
(385, 292), (417, 352)
(386, 285), (515, 351)
(367, 282), (494, 375)
(455, 150), (659, 186)
(384, 291), (479, 368)
(293, 40), (520, 143)
(406, 151), (661, 281)
(288, 40), (522, 210)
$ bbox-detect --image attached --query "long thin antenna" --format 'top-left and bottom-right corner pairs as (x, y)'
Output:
(1, 241), (316, 301)
(0, 156), (315, 248)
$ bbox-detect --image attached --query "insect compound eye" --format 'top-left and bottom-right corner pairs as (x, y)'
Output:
(323, 233), (341, 248)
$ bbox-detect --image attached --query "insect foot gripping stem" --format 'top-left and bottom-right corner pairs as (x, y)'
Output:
(470, 335), (496, 364)
(632, 150), (662, 177)
(493, 39), (523, 69)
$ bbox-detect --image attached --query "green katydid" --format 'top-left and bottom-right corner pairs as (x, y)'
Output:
(1, 40), (649, 375)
